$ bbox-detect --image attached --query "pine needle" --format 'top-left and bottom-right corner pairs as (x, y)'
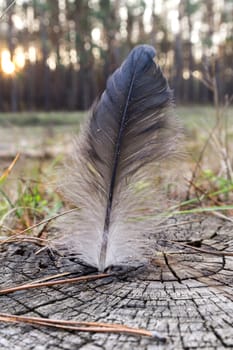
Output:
(169, 239), (233, 257)
(0, 273), (111, 295)
(0, 312), (166, 341)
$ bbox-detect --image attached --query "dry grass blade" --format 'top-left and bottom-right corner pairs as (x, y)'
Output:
(0, 206), (46, 231)
(185, 121), (220, 200)
(0, 208), (79, 245)
(16, 207), (79, 235)
(0, 235), (49, 245)
(0, 312), (166, 341)
(185, 178), (222, 206)
(0, 225), (16, 234)
(0, 153), (20, 183)
(0, 273), (111, 295)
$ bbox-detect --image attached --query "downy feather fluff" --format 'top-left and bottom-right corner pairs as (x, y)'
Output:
(58, 45), (181, 271)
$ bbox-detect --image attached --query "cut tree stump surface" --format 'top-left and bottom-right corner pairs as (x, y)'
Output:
(0, 214), (232, 350)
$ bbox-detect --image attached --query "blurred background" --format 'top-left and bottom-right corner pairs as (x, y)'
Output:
(0, 0), (232, 111)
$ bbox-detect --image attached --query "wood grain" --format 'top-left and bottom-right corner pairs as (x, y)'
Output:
(0, 214), (232, 349)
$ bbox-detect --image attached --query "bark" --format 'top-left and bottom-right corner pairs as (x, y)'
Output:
(0, 214), (233, 349)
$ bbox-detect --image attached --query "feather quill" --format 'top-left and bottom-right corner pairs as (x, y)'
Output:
(58, 45), (181, 271)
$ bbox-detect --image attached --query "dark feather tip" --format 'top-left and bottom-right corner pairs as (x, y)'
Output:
(127, 44), (156, 70)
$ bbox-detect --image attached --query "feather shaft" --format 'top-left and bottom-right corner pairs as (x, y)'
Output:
(99, 66), (138, 270)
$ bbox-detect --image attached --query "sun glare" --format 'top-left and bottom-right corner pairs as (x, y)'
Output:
(12, 14), (24, 30)
(168, 10), (180, 34)
(1, 50), (15, 75)
(91, 27), (101, 43)
(14, 47), (25, 68)
(28, 46), (37, 63)
(1, 47), (27, 74)
(47, 53), (57, 70)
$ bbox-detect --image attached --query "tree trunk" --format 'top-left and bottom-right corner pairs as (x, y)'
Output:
(0, 214), (232, 349)
(7, 0), (18, 112)
(186, 1), (195, 102)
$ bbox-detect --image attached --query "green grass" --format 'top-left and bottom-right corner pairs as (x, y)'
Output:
(0, 111), (85, 126)
(0, 156), (63, 234)
(178, 105), (233, 132)
(0, 106), (232, 128)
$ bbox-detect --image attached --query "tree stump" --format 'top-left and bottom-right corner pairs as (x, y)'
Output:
(0, 215), (232, 350)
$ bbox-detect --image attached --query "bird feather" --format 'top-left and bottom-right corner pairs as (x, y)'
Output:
(57, 45), (181, 271)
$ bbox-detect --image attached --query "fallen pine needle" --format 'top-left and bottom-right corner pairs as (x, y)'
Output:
(0, 273), (111, 295)
(0, 312), (166, 341)
(154, 219), (201, 231)
(21, 271), (73, 285)
(169, 240), (233, 256)
(212, 210), (233, 223)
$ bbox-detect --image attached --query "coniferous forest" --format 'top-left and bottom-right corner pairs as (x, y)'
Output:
(0, 0), (233, 111)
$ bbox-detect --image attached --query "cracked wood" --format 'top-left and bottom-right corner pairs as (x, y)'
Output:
(0, 214), (233, 350)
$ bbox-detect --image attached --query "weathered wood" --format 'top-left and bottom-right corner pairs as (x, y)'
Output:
(0, 215), (232, 349)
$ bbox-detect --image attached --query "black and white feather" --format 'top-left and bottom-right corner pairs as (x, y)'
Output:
(58, 45), (181, 271)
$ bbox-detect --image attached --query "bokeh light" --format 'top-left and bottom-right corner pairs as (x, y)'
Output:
(1, 50), (15, 75)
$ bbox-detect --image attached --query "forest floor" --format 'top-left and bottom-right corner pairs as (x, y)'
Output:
(0, 105), (232, 235)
